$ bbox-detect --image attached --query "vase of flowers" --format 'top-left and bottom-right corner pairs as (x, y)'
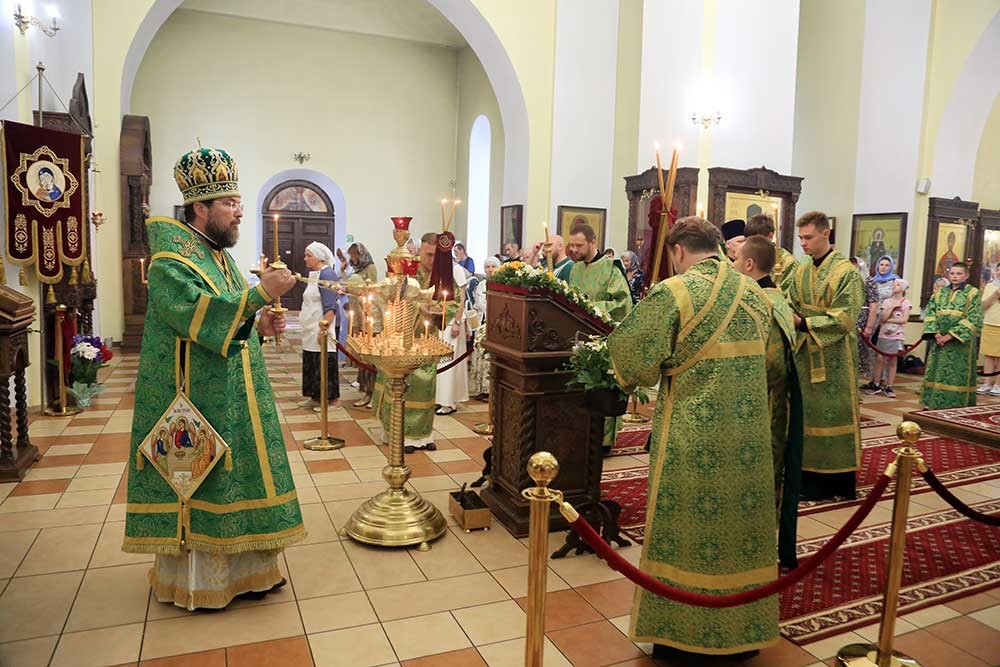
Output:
(566, 335), (629, 417)
(67, 335), (112, 408)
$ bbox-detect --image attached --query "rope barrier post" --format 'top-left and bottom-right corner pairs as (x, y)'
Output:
(304, 319), (345, 451)
(837, 421), (924, 667)
(522, 452), (563, 667)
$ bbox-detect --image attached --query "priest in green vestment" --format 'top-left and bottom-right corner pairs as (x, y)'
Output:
(734, 236), (805, 568)
(372, 232), (458, 450)
(786, 211), (864, 501)
(608, 216), (778, 660)
(921, 262), (983, 409)
(567, 223), (632, 450)
(745, 213), (797, 290)
(123, 147), (305, 610)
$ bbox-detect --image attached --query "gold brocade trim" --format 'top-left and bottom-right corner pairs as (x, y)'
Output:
(667, 274), (747, 378)
(256, 282), (272, 303)
(671, 278), (695, 324)
(702, 339), (765, 361)
(923, 380), (976, 393)
(374, 385), (435, 410)
(804, 423), (858, 436)
(242, 345), (276, 497)
(189, 489), (298, 514)
(149, 563), (283, 610)
(845, 335), (862, 463)
(802, 465), (858, 473)
(146, 216), (193, 234)
(123, 524), (307, 555)
(185, 341), (192, 396)
(189, 293), (211, 343)
(151, 251), (221, 296)
(675, 265), (727, 345)
(939, 309), (966, 317)
(174, 338), (182, 392)
(127, 502), (179, 513)
(641, 559), (777, 590)
(629, 633), (777, 656)
(221, 289), (250, 357)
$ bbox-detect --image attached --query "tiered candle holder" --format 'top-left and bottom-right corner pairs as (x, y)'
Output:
(342, 217), (455, 550)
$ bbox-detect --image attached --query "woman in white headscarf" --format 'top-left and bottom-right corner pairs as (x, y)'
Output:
(469, 257), (500, 399)
(298, 241), (341, 410)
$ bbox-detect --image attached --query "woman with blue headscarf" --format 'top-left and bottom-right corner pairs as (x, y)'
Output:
(872, 254), (901, 302)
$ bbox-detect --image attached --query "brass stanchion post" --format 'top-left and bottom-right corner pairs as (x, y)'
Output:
(522, 452), (563, 667)
(304, 319), (345, 451)
(44, 305), (82, 417)
(837, 421), (923, 667)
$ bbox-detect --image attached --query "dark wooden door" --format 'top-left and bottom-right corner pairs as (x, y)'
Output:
(261, 181), (336, 311)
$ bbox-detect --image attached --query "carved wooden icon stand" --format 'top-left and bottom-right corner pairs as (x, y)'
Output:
(0, 286), (38, 481)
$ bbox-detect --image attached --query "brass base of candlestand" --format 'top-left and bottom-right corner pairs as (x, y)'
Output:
(836, 644), (921, 666)
(472, 422), (493, 435)
(344, 485), (447, 549)
(44, 405), (83, 417)
(303, 436), (345, 451)
(621, 412), (650, 424)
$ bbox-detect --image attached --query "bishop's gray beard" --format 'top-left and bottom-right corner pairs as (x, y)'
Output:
(205, 215), (239, 248)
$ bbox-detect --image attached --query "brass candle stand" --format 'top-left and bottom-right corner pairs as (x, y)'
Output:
(44, 305), (82, 417)
(341, 217), (455, 550)
(621, 392), (650, 424)
(303, 319), (345, 451)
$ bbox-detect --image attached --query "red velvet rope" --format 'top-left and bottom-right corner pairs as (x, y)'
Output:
(920, 467), (1000, 526)
(566, 473), (893, 608)
(859, 332), (924, 359)
(334, 340), (474, 375)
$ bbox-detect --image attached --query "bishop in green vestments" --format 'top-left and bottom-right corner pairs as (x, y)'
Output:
(921, 263), (983, 409)
(786, 212), (863, 501)
(734, 237), (805, 568)
(124, 148), (305, 610)
(608, 217), (778, 659)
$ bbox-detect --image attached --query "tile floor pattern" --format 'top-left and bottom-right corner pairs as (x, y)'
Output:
(0, 347), (999, 667)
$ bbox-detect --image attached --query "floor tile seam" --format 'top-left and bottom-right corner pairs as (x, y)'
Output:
(49, 529), (103, 667)
(8, 527), (43, 580)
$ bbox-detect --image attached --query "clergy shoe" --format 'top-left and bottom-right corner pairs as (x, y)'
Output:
(297, 398), (320, 409)
(353, 395), (372, 408)
(236, 578), (286, 602)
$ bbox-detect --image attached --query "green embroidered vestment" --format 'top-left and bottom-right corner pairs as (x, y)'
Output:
(123, 217), (305, 555)
(608, 259), (778, 655)
(786, 251), (863, 474)
(921, 285), (983, 409)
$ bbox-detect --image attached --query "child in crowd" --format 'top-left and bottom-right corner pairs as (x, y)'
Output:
(864, 278), (912, 398)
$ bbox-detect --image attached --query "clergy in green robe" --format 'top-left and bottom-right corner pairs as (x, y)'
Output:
(124, 148), (305, 610)
(786, 211), (864, 501)
(921, 263), (983, 409)
(608, 216), (777, 659)
(734, 236), (805, 568)
(745, 213), (797, 290)
(567, 223), (633, 449)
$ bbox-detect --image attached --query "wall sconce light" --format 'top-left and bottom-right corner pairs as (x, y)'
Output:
(691, 111), (721, 129)
(293, 152), (310, 164)
(13, 4), (60, 37)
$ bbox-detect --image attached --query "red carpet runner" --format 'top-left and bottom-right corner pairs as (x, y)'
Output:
(602, 429), (1000, 644)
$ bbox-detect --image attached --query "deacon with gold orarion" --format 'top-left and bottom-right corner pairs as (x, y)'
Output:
(786, 211), (864, 501)
(123, 147), (305, 610)
(372, 231), (459, 452)
(608, 217), (778, 660)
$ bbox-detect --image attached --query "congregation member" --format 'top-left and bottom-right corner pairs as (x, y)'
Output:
(604, 248), (615, 258)
(435, 245), (471, 416)
(863, 278), (912, 399)
(469, 257), (500, 400)
(733, 236), (803, 568)
(125, 147), (304, 609)
(298, 242), (341, 411)
(608, 216), (777, 660)
(529, 234), (574, 280)
(786, 212), (863, 501)
(501, 241), (520, 263)
(921, 262), (983, 409)
(744, 213), (797, 289)
(453, 242), (475, 274)
(345, 243), (378, 407)
(621, 250), (644, 303)
(853, 257), (880, 387)
(979, 269), (1000, 395)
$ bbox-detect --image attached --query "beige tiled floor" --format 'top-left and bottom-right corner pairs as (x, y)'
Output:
(0, 346), (999, 667)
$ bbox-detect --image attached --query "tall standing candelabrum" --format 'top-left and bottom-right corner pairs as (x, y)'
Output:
(342, 216), (455, 550)
(268, 214), (288, 346)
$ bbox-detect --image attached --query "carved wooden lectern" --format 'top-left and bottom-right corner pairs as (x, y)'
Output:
(481, 284), (612, 537)
(0, 286), (38, 481)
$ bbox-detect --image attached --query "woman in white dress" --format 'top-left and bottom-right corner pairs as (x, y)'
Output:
(298, 242), (340, 411)
(435, 261), (470, 415)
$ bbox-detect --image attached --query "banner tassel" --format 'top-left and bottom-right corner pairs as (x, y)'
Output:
(18, 269), (26, 286)
(45, 286), (56, 305)
(225, 448), (233, 472)
(68, 266), (78, 286)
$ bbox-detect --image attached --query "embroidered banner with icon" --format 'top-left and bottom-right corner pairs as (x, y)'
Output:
(1, 120), (86, 284)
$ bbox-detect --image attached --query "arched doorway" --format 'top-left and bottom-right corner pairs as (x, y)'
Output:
(262, 180), (335, 311)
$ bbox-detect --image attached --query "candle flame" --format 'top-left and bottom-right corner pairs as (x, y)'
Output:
(441, 198), (448, 205)
(654, 140), (661, 151)
(674, 142), (683, 151)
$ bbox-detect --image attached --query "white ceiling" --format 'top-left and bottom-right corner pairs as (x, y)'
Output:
(180, 0), (468, 48)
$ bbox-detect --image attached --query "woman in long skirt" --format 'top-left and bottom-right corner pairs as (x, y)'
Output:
(299, 243), (340, 411)
(469, 257), (499, 399)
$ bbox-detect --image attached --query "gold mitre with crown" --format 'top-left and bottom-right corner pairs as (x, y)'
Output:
(173, 147), (240, 205)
